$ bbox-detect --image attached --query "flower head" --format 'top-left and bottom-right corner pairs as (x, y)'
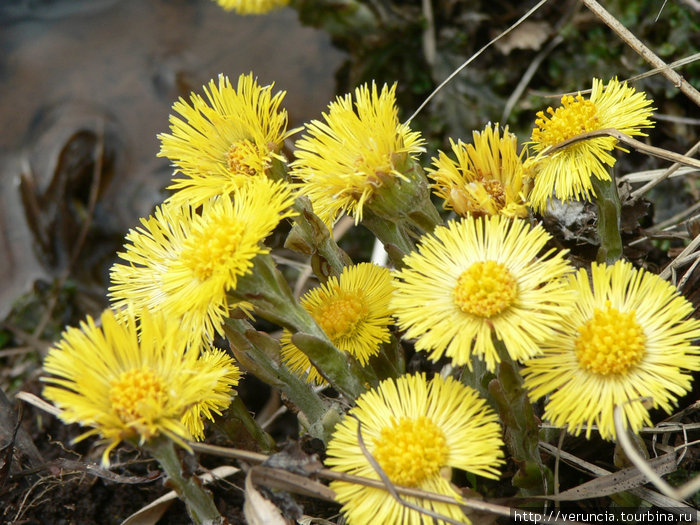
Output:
(392, 215), (574, 371)
(159, 73), (294, 206)
(523, 260), (700, 440)
(428, 124), (532, 218)
(109, 177), (295, 344)
(529, 78), (654, 212)
(292, 82), (425, 226)
(212, 0), (289, 14)
(326, 373), (503, 525)
(281, 263), (394, 385)
(42, 309), (241, 465)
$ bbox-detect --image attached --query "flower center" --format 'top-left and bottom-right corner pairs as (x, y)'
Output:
(373, 416), (449, 487)
(226, 139), (262, 176)
(449, 175), (508, 217)
(109, 367), (167, 424)
(531, 95), (599, 147)
(575, 301), (646, 375)
(180, 214), (244, 281)
(313, 291), (368, 341)
(454, 261), (517, 318)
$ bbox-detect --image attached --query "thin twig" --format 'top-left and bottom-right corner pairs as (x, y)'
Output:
(580, 0), (700, 107)
(502, 35), (564, 124)
(660, 230), (700, 281)
(632, 139), (700, 198)
(544, 128), (700, 169)
(678, 253), (700, 290)
(405, 0), (549, 124)
(32, 122), (105, 341)
(421, 0), (436, 67)
(614, 400), (700, 501)
(352, 415), (464, 525)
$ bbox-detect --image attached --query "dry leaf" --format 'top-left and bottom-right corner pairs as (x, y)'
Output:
(493, 21), (551, 55)
(244, 468), (288, 525)
(121, 466), (239, 525)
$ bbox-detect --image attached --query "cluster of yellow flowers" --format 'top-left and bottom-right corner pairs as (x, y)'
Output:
(41, 71), (700, 524)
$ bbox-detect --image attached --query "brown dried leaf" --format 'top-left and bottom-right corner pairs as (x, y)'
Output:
(244, 468), (289, 525)
(492, 21), (551, 55)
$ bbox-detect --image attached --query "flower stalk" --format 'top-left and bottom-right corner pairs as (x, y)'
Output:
(269, 156), (351, 280)
(228, 253), (375, 399)
(488, 340), (552, 495)
(592, 170), (623, 264)
(223, 318), (333, 440)
(146, 436), (223, 525)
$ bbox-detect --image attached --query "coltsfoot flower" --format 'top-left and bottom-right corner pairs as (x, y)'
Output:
(159, 73), (294, 206)
(529, 78), (654, 212)
(212, 0), (289, 14)
(326, 374), (504, 525)
(292, 82), (425, 226)
(281, 263), (394, 385)
(109, 177), (295, 343)
(42, 309), (241, 465)
(392, 215), (574, 371)
(428, 123), (532, 218)
(523, 260), (700, 440)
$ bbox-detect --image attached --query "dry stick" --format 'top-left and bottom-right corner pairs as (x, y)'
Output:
(581, 0), (700, 108)
(553, 428), (566, 500)
(187, 442), (522, 520)
(614, 401), (700, 501)
(405, 0), (549, 124)
(8, 395), (579, 525)
(420, 0), (436, 68)
(502, 35), (564, 124)
(626, 53), (700, 85)
(660, 230), (700, 281)
(648, 201), (700, 233)
(535, 53), (700, 100)
(351, 415), (464, 525)
(632, 139), (700, 199)
(32, 122), (105, 341)
(546, 128), (700, 170)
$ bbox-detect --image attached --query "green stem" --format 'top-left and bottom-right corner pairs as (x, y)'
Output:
(488, 340), (551, 496)
(214, 395), (276, 453)
(592, 171), (623, 264)
(458, 357), (495, 402)
(229, 253), (374, 399)
(270, 157), (350, 280)
(368, 335), (404, 381)
(146, 436), (223, 525)
(223, 318), (328, 430)
(286, 195), (352, 279)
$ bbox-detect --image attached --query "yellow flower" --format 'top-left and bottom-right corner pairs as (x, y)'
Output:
(42, 309), (241, 465)
(292, 82), (425, 226)
(158, 73), (294, 207)
(212, 0), (289, 14)
(181, 349), (243, 440)
(529, 78), (654, 212)
(281, 263), (394, 385)
(326, 374), (503, 525)
(391, 215), (574, 371)
(109, 177), (296, 343)
(523, 260), (700, 440)
(428, 123), (532, 218)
